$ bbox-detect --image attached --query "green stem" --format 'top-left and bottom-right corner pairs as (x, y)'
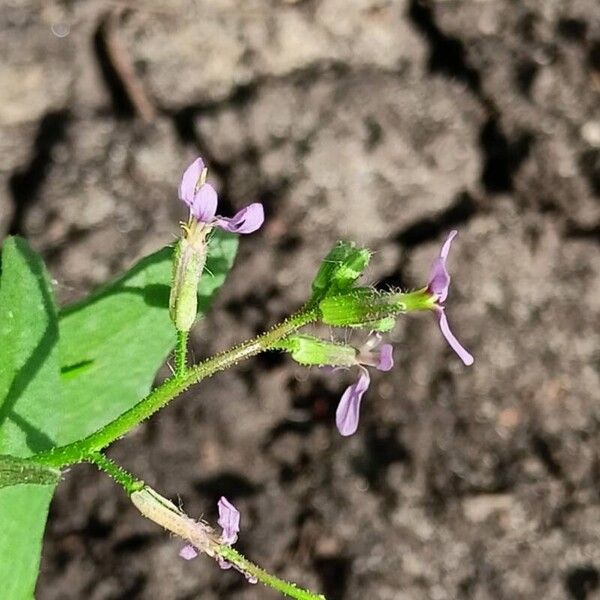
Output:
(174, 329), (188, 378)
(218, 546), (326, 600)
(32, 308), (319, 468)
(87, 452), (144, 495)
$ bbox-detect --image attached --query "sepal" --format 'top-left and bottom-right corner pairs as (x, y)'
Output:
(169, 238), (207, 332)
(274, 335), (356, 367)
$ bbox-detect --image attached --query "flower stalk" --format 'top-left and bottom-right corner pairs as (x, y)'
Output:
(130, 485), (326, 600)
(174, 329), (189, 378)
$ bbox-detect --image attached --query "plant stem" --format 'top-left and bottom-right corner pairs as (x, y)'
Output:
(112, 472), (328, 600)
(218, 546), (326, 600)
(87, 451), (143, 495)
(32, 308), (319, 468)
(174, 329), (188, 378)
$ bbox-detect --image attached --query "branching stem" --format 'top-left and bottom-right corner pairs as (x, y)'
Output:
(32, 308), (319, 468)
(90, 458), (326, 600)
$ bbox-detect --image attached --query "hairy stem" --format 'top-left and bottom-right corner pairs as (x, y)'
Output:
(174, 329), (189, 378)
(97, 462), (328, 600)
(87, 451), (143, 495)
(219, 546), (326, 600)
(32, 308), (319, 468)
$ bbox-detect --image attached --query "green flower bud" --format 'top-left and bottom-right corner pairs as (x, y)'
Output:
(273, 335), (357, 367)
(309, 241), (371, 305)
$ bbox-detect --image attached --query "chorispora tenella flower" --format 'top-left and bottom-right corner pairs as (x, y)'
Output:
(335, 333), (394, 436)
(425, 230), (474, 366)
(169, 157), (264, 332)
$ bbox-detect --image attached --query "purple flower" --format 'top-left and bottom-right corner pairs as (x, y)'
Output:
(179, 496), (240, 565)
(335, 334), (394, 437)
(179, 158), (264, 234)
(216, 496), (240, 571)
(217, 496), (240, 546)
(427, 231), (474, 366)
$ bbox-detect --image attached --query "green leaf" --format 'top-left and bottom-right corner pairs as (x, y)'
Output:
(309, 241), (371, 306)
(0, 232), (237, 598)
(0, 484), (55, 599)
(0, 237), (62, 455)
(0, 455), (60, 488)
(57, 230), (238, 444)
(0, 236), (63, 599)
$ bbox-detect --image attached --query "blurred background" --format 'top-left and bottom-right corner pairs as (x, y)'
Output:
(1, 0), (600, 598)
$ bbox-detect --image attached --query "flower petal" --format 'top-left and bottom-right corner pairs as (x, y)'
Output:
(179, 544), (198, 560)
(376, 344), (394, 372)
(218, 557), (233, 570)
(178, 158), (205, 205)
(436, 308), (474, 366)
(191, 183), (218, 222)
(217, 496), (240, 545)
(335, 367), (370, 436)
(439, 229), (457, 262)
(215, 203), (264, 234)
(427, 230), (457, 302)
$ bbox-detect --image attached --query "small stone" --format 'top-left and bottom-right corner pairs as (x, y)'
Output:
(462, 494), (514, 523)
(581, 122), (600, 147)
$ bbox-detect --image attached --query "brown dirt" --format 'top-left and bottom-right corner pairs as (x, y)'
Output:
(1, 1), (599, 599)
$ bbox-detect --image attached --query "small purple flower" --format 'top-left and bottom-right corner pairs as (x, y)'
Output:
(335, 334), (394, 437)
(216, 496), (240, 571)
(427, 231), (474, 366)
(217, 496), (240, 546)
(179, 496), (241, 565)
(179, 158), (264, 234)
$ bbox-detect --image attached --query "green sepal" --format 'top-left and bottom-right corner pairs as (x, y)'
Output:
(320, 288), (435, 328)
(0, 455), (60, 489)
(309, 241), (371, 305)
(319, 289), (396, 327)
(169, 237), (207, 332)
(274, 335), (356, 367)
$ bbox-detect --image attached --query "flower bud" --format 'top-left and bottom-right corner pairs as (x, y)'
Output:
(309, 241), (371, 305)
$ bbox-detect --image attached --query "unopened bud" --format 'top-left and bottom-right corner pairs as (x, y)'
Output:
(309, 241), (371, 305)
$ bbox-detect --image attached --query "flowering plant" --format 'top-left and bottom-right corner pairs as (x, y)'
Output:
(0, 158), (472, 599)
